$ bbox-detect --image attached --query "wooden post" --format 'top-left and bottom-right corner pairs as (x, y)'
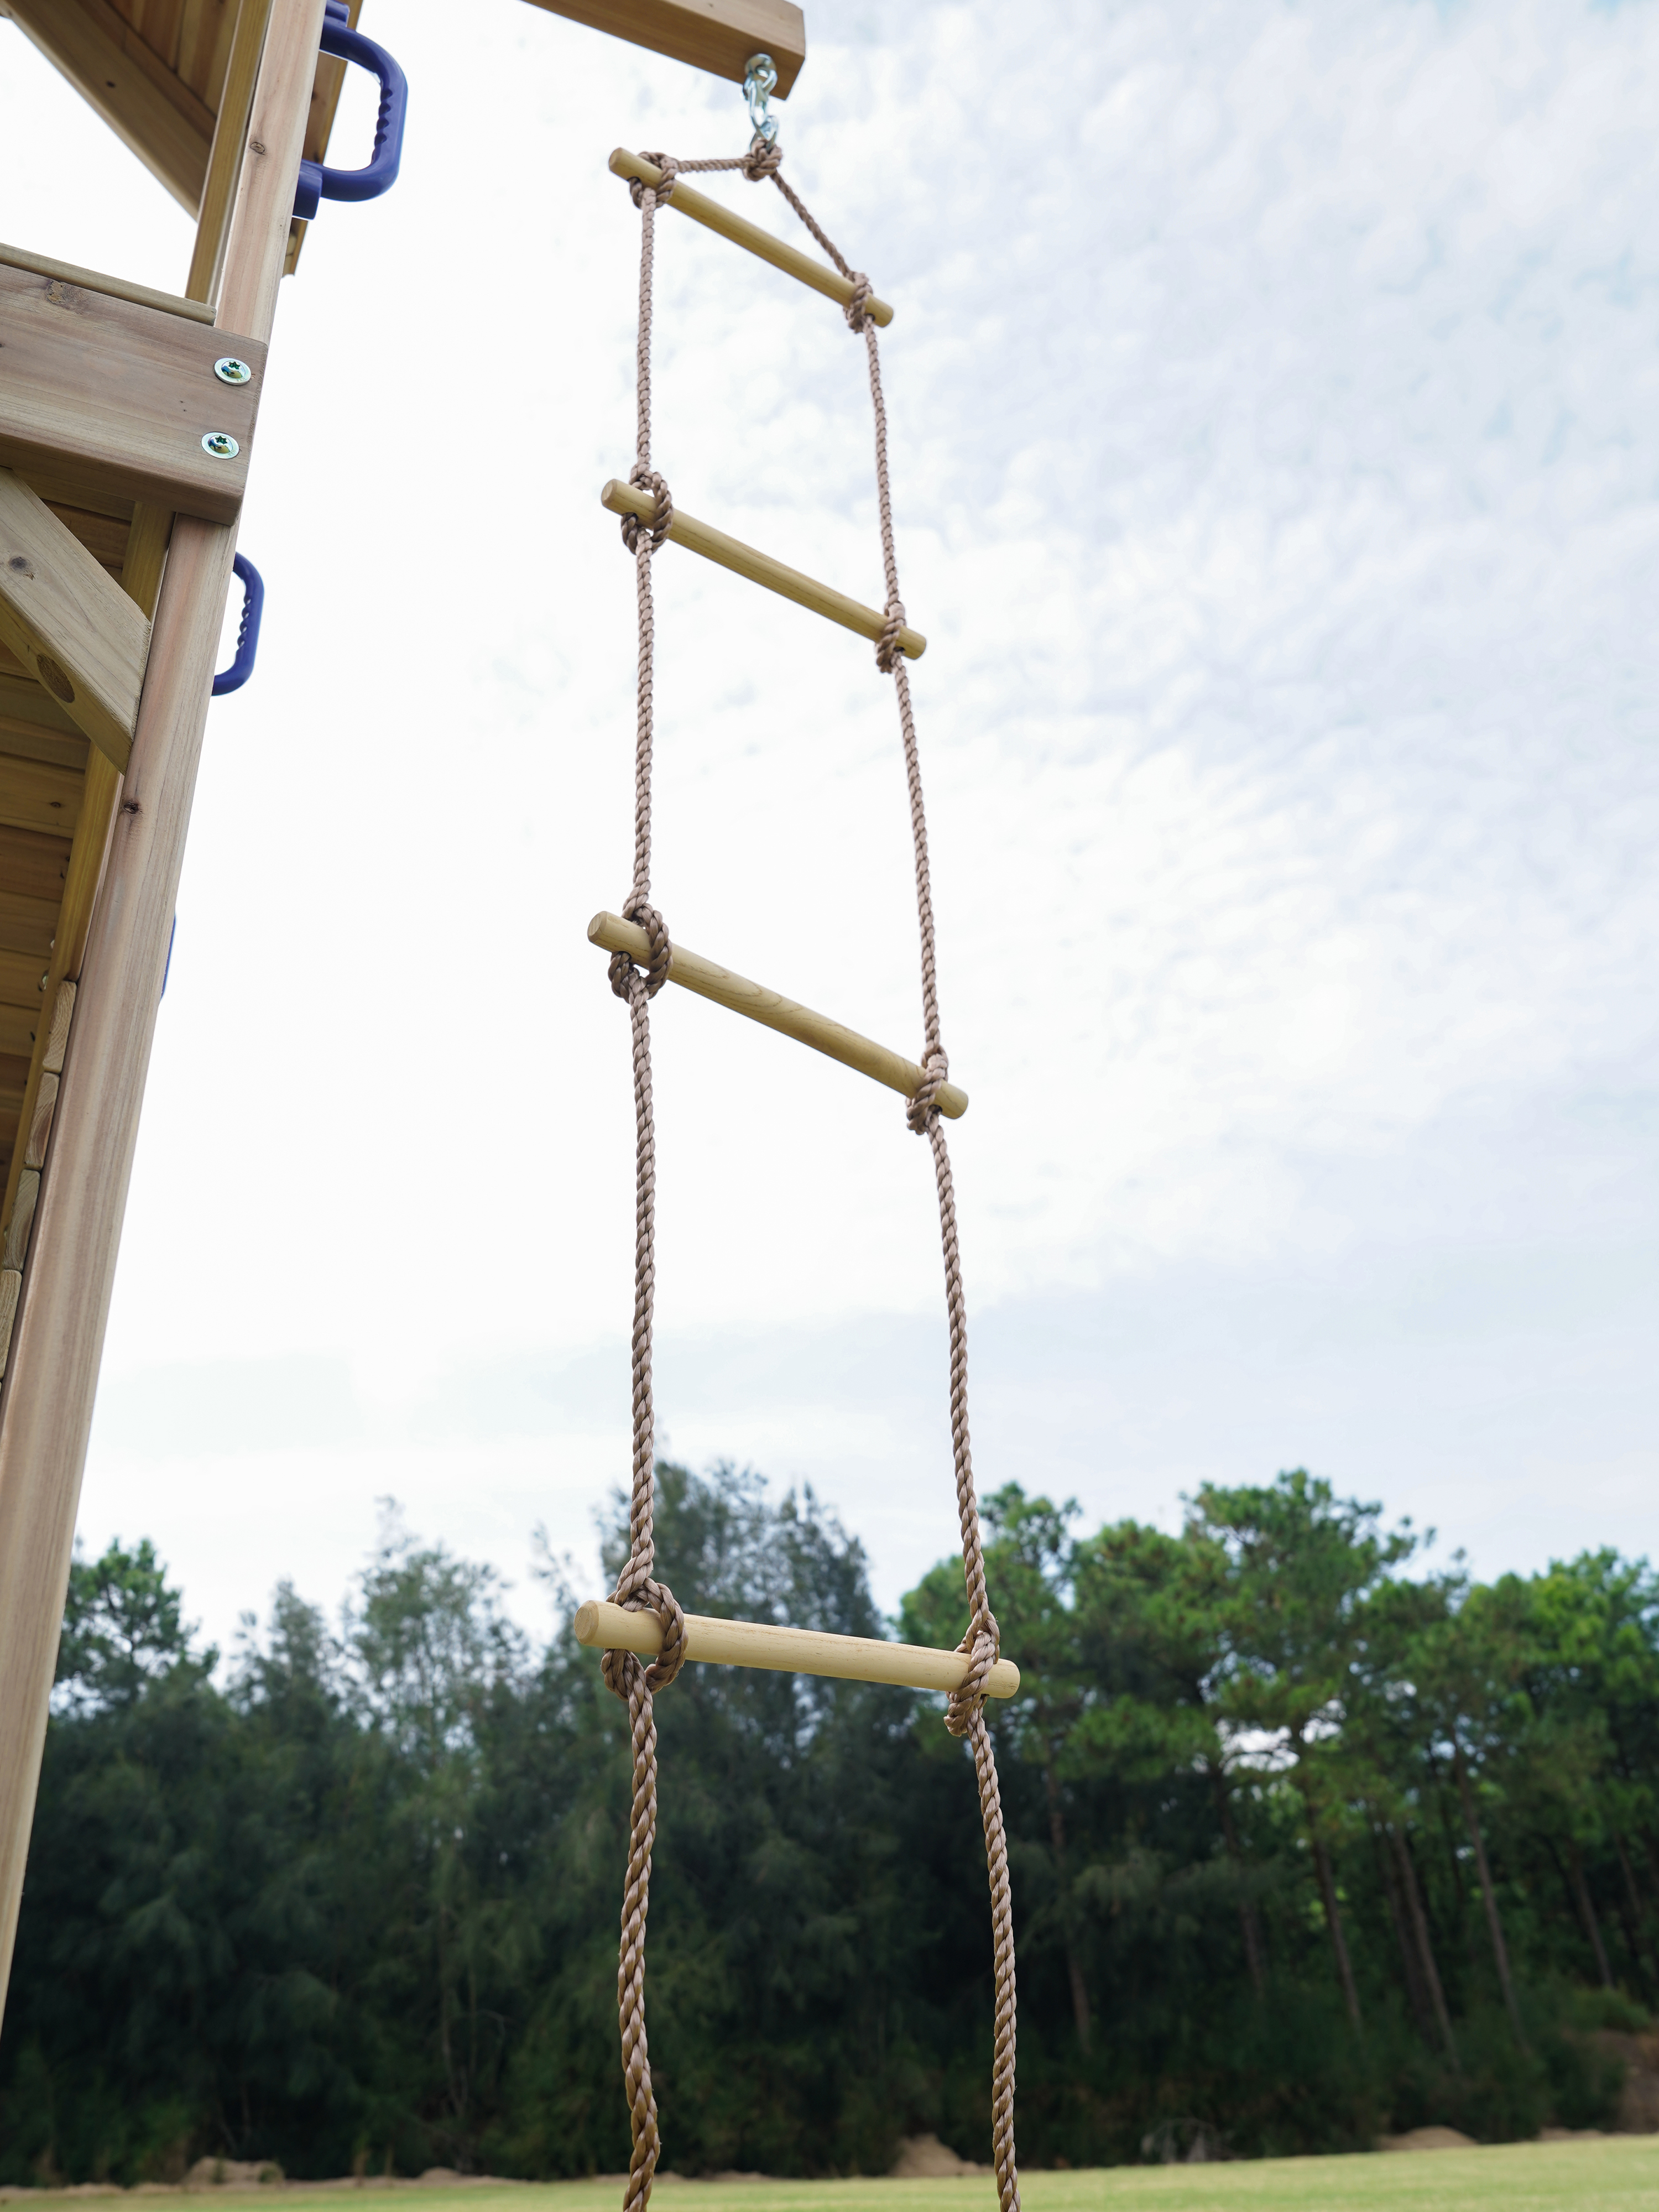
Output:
(0, 0), (327, 2028)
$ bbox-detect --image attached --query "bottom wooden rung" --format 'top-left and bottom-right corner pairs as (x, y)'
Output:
(574, 1598), (1020, 1699)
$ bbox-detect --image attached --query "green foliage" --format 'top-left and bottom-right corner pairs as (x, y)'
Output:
(3, 1472), (1654, 2182)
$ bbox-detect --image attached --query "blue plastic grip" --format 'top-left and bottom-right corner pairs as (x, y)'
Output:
(293, 4), (409, 221)
(212, 552), (264, 697)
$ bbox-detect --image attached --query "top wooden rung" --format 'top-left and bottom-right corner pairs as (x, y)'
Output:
(524, 0), (807, 96)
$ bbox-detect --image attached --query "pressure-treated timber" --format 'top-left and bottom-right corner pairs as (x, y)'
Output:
(0, 246), (216, 327)
(186, 0), (278, 307)
(526, 0), (805, 94)
(0, 0), (327, 2034)
(0, 472), (149, 774)
(3, 0), (216, 212)
(576, 1599), (1020, 1699)
(609, 149), (890, 326)
(0, 267), (264, 524)
(588, 911), (969, 1118)
(601, 479), (925, 659)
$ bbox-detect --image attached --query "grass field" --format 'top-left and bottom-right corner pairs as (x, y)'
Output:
(44, 2142), (1658, 2212)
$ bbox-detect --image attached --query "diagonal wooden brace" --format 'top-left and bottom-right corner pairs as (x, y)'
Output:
(0, 471), (148, 774)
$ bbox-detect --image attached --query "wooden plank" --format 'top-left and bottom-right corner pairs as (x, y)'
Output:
(0, 245), (216, 327)
(525, 0), (805, 95)
(601, 479), (926, 659)
(0, 827), (72, 907)
(0, 267), (265, 525)
(43, 506), (131, 575)
(0, 473), (150, 775)
(0, 757), (82, 840)
(0, 1060), (29, 1110)
(41, 985), (76, 1077)
(22, 1076), (59, 1172)
(575, 1599), (1020, 1699)
(611, 149), (891, 327)
(0, 1173), (36, 1272)
(0, 675), (83, 744)
(0, 1013), (38, 1064)
(4, 0), (215, 211)
(185, 0), (275, 306)
(0, 0), (325, 2030)
(0, 897), (60, 963)
(0, 1276), (18, 1381)
(588, 910), (969, 1118)
(0, 955), (49, 1012)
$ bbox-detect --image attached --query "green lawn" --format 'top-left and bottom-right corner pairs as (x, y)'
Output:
(93, 2141), (1659, 2212)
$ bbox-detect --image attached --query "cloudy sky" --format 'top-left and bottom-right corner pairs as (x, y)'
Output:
(3, 0), (1656, 1653)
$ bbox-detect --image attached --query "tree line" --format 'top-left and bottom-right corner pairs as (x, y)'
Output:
(0, 1463), (1652, 2184)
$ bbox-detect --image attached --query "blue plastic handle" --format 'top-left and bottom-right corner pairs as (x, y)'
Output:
(293, 3), (408, 221)
(212, 553), (264, 697)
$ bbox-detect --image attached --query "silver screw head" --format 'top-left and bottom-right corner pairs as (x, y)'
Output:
(202, 431), (240, 458)
(213, 356), (253, 385)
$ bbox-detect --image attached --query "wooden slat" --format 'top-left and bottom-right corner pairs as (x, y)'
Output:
(0, 1058), (32, 1111)
(0, 828), (71, 907)
(588, 910), (969, 1118)
(0, 719), (87, 773)
(601, 479), (926, 659)
(0, 1013), (39, 1063)
(0, 898), (61, 964)
(610, 150), (891, 327)
(0, 473), (150, 774)
(0, 676), (82, 744)
(0, 268), (264, 525)
(186, 0), (275, 306)
(0, 246), (217, 328)
(0, 758), (81, 840)
(525, 0), (804, 93)
(4, 0), (215, 211)
(0, 956), (49, 1013)
(576, 1599), (1020, 1699)
(178, 0), (238, 105)
(43, 507), (131, 575)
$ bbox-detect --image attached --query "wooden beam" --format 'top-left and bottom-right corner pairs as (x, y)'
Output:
(0, 472), (150, 775)
(0, 246), (216, 327)
(588, 910), (969, 1118)
(525, 0), (805, 96)
(576, 1599), (1020, 1699)
(4, 0), (215, 212)
(610, 149), (890, 327)
(0, 267), (265, 524)
(0, 755), (82, 839)
(0, 0), (327, 2034)
(601, 479), (926, 659)
(188, 0), (277, 306)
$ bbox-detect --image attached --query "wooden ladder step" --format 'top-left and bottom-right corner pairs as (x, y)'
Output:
(589, 911), (968, 1118)
(601, 479), (925, 659)
(575, 1598), (1019, 1699)
(609, 149), (894, 328)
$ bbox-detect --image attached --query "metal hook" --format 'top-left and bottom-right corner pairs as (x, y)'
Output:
(744, 51), (779, 147)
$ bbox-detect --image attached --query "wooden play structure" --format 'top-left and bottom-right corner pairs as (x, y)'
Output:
(0, 4), (1020, 2201)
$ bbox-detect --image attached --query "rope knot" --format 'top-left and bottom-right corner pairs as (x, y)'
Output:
(906, 1045), (949, 1134)
(621, 466), (673, 556)
(875, 596), (906, 674)
(629, 153), (678, 208)
(599, 1571), (690, 1700)
(609, 899), (672, 1000)
(741, 138), (784, 183)
(944, 1616), (1001, 1739)
(844, 273), (874, 333)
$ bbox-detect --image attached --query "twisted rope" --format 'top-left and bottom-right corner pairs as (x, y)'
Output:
(600, 163), (687, 2212)
(601, 137), (1018, 2212)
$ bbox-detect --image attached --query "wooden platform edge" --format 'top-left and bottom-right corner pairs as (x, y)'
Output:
(525, 0), (806, 96)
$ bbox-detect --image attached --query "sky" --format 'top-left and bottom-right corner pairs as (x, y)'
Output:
(2, 0), (1656, 1658)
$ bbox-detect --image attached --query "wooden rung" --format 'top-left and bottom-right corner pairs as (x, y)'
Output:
(601, 480), (925, 660)
(609, 150), (894, 328)
(575, 1599), (1019, 1699)
(589, 911), (968, 1119)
